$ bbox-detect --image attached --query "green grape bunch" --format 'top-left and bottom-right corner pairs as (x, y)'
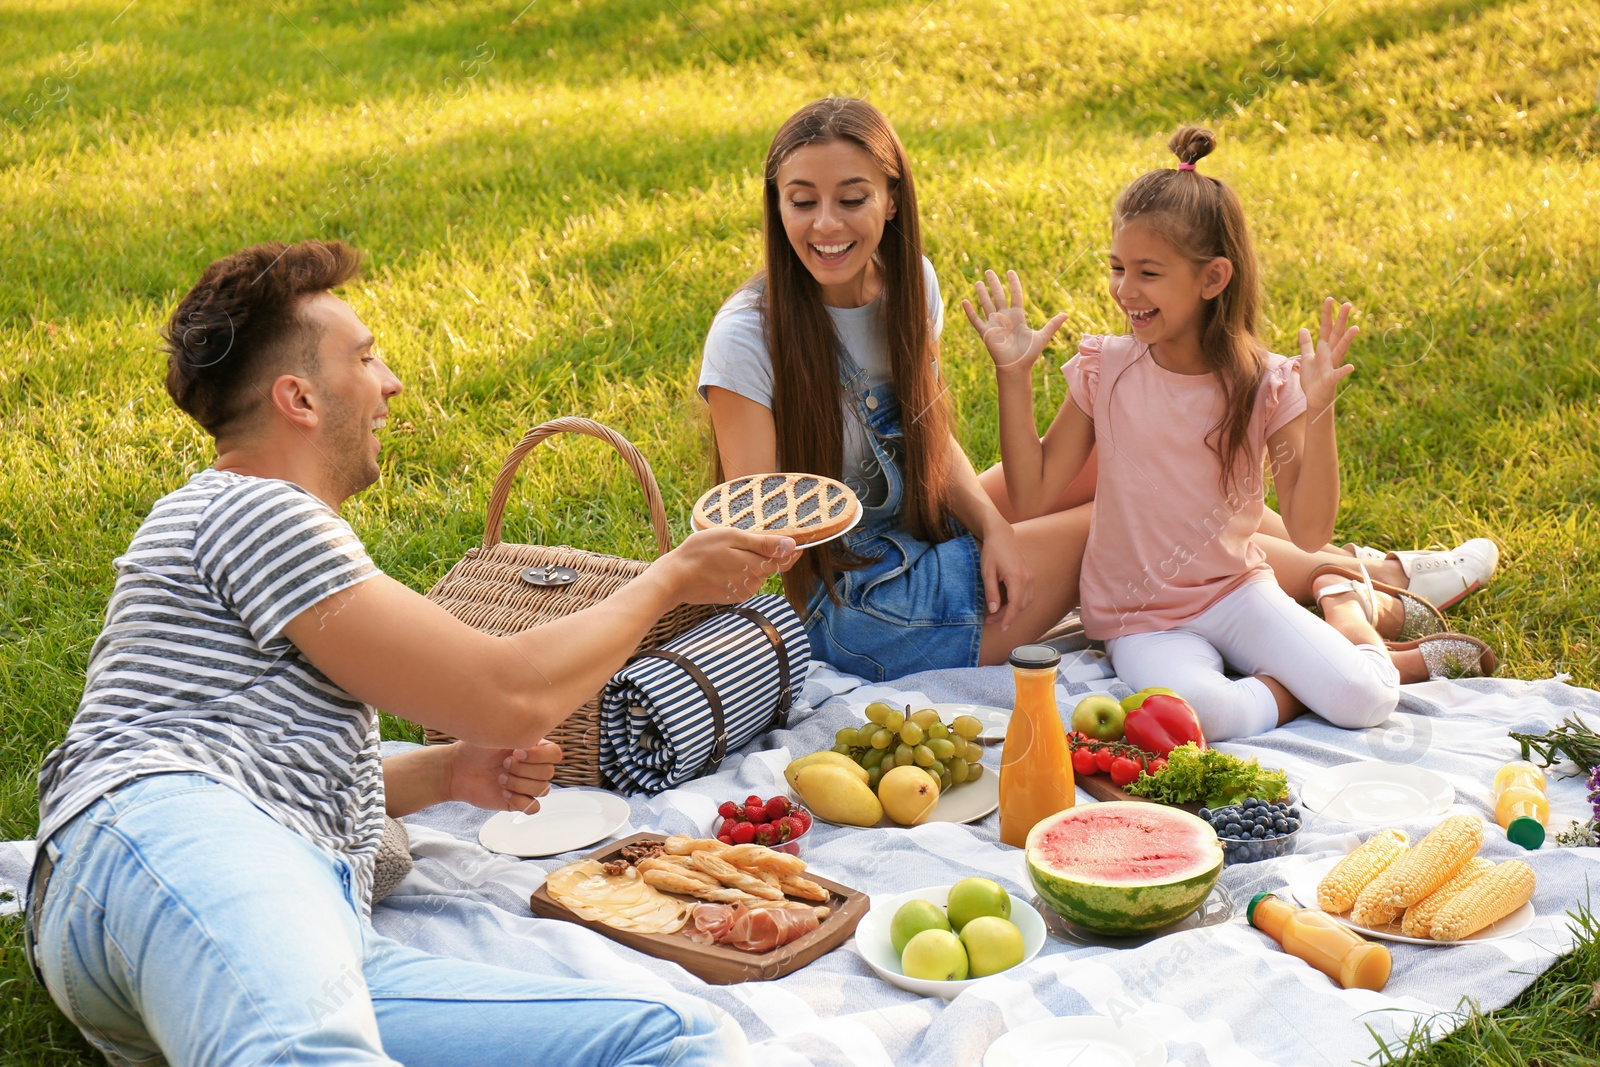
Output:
(832, 701), (985, 793)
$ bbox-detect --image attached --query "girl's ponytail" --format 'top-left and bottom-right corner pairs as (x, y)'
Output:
(1168, 126), (1216, 168)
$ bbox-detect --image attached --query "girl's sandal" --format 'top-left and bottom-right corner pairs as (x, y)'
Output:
(1385, 632), (1499, 680)
(1312, 568), (1377, 624)
(1309, 562), (1445, 642)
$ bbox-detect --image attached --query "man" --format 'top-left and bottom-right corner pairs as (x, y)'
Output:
(27, 240), (797, 1066)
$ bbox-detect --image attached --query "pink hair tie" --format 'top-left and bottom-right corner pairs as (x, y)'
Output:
(1178, 162), (1197, 171)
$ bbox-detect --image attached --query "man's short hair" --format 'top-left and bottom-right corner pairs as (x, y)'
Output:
(163, 240), (362, 437)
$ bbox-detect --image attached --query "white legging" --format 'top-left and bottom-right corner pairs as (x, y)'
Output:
(1106, 577), (1399, 742)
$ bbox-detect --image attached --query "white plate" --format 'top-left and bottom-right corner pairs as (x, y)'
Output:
(1285, 854), (1535, 945)
(478, 790), (632, 858)
(984, 1017), (1168, 1067)
(1300, 762), (1454, 823)
(855, 885), (1047, 1000)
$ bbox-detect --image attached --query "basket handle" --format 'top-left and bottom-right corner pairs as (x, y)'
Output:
(482, 417), (673, 557)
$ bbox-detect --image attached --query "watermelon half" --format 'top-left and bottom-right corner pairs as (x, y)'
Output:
(1025, 802), (1223, 936)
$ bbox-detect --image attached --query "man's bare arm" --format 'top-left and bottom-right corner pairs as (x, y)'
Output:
(284, 527), (797, 749)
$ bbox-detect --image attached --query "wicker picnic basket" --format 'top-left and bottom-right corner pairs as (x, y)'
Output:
(420, 417), (720, 787)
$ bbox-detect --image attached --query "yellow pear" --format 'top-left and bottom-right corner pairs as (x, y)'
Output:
(785, 751), (869, 792)
(794, 764), (883, 826)
(878, 765), (941, 826)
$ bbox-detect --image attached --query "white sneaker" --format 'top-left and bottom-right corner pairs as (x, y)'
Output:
(1388, 539), (1499, 611)
(1342, 543), (1388, 561)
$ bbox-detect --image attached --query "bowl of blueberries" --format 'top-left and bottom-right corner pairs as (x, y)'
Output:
(1198, 797), (1302, 866)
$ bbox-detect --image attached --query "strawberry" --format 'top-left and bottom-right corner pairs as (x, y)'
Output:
(791, 809), (811, 835)
(755, 822), (776, 846)
(729, 821), (757, 844)
(717, 800), (738, 820)
(717, 832), (734, 845)
(745, 795), (763, 809)
(763, 796), (791, 821)
(718, 817), (737, 838)
(744, 804), (765, 824)
(773, 818), (793, 842)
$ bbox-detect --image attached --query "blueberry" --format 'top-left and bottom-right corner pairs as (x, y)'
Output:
(1198, 808), (1212, 820)
(1252, 825), (1266, 838)
(1274, 818), (1289, 832)
(1287, 807), (1301, 819)
(1224, 822), (1242, 836)
(1243, 798), (1258, 809)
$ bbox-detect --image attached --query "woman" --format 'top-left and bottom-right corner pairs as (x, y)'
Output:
(700, 98), (1494, 683)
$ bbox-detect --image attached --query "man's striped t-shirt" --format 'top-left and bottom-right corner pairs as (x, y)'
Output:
(37, 469), (387, 911)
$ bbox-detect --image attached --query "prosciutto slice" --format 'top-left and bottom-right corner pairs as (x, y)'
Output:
(727, 904), (818, 951)
(684, 903), (821, 952)
(685, 903), (739, 945)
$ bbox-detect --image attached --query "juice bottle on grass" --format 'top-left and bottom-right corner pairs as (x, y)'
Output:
(1492, 760), (1548, 850)
(1248, 893), (1391, 991)
(999, 644), (1075, 848)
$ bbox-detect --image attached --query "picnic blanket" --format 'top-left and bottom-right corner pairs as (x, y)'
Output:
(4, 656), (1599, 1066)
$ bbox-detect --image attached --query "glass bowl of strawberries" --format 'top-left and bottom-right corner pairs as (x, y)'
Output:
(711, 794), (813, 855)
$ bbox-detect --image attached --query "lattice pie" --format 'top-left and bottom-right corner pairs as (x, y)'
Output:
(691, 474), (860, 545)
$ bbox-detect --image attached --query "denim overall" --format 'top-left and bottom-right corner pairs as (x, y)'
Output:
(803, 348), (985, 682)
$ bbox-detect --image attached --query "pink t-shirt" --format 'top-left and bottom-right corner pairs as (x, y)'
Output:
(1064, 334), (1308, 640)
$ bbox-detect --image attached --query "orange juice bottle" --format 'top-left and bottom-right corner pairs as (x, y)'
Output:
(999, 644), (1075, 848)
(1492, 760), (1548, 850)
(1248, 893), (1391, 991)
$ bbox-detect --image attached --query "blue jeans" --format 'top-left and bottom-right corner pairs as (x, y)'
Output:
(32, 773), (746, 1067)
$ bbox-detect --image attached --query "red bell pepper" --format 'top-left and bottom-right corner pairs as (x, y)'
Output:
(1123, 694), (1206, 758)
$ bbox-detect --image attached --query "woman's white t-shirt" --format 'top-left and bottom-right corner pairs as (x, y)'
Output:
(697, 257), (944, 507)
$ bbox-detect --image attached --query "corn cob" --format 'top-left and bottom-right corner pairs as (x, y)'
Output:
(1350, 876), (1404, 928)
(1400, 857), (1493, 939)
(1428, 860), (1536, 941)
(1318, 829), (1410, 913)
(1374, 813), (1482, 909)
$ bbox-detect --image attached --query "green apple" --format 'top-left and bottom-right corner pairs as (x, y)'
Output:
(890, 899), (952, 955)
(960, 916), (1026, 977)
(946, 876), (1011, 932)
(1119, 686), (1181, 714)
(1071, 694), (1127, 742)
(901, 929), (969, 981)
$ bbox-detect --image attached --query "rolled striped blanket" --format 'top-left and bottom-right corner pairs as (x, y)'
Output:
(600, 593), (809, 795)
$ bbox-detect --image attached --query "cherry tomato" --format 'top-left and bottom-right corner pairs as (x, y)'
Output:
(1071, 747), (1098, 776)
(1093, 747), (1117, 773)
(1148, 757), (1168, 775)
(1109, 756), (1143, 787)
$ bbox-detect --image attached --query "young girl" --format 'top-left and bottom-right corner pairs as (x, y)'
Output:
(965, 126), (1497, 740)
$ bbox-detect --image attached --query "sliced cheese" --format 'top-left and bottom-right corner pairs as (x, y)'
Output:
(545, 860), (690, 934)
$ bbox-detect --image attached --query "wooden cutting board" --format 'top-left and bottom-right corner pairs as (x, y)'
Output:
(529, 832), (870, 985)
(1077, 771), (1201, 813)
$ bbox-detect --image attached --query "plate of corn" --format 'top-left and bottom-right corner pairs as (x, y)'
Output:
(1286, 813), (1536, 945)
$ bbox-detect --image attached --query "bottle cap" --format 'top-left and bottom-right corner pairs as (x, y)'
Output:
(1008, 644), (1061, 670)
(1246, 891), (1277, 927)
(1505, 816), (1545, 850)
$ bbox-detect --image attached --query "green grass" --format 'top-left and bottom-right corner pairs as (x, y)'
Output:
(1, 0), (1596, 1062)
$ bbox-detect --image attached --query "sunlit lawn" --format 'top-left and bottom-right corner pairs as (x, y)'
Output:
(2, 1), (1597, 1062)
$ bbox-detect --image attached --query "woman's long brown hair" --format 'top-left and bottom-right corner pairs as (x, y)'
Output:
(1113, 126), (1265, 497)
(728, 97), (955, 608)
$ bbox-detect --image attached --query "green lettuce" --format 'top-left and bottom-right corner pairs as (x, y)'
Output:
(1125, 743), (1289, 808)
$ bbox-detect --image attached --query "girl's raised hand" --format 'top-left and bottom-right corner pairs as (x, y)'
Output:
(1297, 297), (1358, 414)
(962, 269), (1068, 375)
